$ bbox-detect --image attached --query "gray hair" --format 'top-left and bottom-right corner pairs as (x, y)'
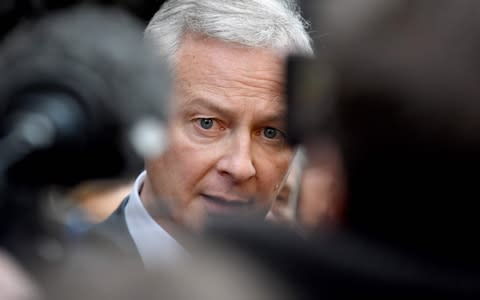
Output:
(145, 0), (313, 66)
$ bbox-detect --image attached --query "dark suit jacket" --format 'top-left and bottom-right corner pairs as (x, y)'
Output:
(90, 196), (143, 266)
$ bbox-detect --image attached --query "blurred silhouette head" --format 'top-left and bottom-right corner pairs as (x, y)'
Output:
(321, 0), (480, 267)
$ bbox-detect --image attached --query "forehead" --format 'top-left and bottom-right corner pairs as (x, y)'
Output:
(174, 33), (285, 103)
(176, 33), (284, 73)
(174, 35), (285, 119)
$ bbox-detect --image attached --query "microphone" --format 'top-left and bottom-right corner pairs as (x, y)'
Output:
(0, 5), (170, 188)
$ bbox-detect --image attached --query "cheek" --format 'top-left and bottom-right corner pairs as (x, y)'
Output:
(165, 127), (220, 185)
(256, 150), (294, 193)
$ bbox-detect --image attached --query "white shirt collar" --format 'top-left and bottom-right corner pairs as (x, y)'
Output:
(124, 171), (187, 268)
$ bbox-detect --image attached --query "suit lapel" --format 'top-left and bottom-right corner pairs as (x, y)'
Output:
(93, 196), (143, 264)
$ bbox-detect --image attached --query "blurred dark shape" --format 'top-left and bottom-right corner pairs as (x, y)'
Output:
(28, 231), (288, 300)
(289, 0), (480, 269)
(326, 0), (480, 271)
(0, 5), (168, 187)
(208, 218), (480, 299)
(0, 0), (166, 40)
(0, 5), (173, 299)
(286, 56), (335, 146)
(0, 5), (168, 246)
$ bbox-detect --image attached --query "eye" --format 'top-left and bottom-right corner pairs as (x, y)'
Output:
(263, 127), (279, 139)
(257, 127), (288, 146)
(199, 118), (214, 129)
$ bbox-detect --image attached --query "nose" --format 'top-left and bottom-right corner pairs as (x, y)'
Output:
(216, 132), (256, 182)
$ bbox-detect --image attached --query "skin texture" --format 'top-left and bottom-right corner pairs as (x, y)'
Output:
(141, 33), (293, 230)
(266, 156), (301, 225)
(266, 143), (345, 231)
(297, 142), (345, 231)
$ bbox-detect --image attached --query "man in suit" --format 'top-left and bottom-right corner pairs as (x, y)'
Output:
(99, 0), (313, 267)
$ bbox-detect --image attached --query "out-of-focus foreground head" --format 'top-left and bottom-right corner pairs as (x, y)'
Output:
(316, 0), (480, 268)
(0, 3), (169, 245)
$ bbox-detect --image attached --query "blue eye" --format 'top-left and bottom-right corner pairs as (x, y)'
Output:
(199, 118), (214, 129)
(263, 127), (278, 139)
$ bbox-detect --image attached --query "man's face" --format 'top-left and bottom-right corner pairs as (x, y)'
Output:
(144, 33), (293, 227)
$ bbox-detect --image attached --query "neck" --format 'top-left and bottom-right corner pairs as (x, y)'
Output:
(140, 176), (175, 229)
(139, 176), (197, 248)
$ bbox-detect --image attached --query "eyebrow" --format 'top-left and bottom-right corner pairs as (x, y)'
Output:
(259, 112), (287, 126)
(182, 97), (235, 119)
(182, 97), (286, 124)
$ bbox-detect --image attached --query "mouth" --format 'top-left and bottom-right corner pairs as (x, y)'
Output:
(200, 194), (254, 215)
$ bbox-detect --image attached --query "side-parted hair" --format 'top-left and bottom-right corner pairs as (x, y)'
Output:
(145, 0), (313, 66)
